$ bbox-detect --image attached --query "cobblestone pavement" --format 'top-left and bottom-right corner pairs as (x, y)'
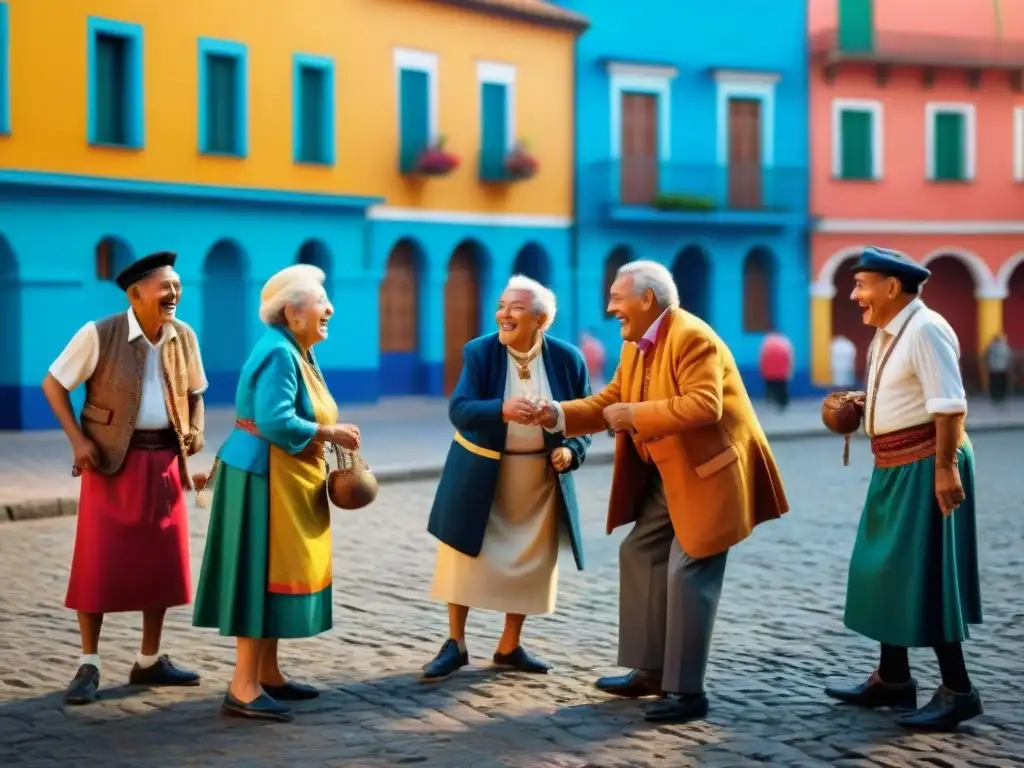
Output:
(3, 396), (1023, 514)
(0, 432), (1021, 767)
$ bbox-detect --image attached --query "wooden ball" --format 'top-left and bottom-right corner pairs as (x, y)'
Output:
(821, 391), (864, 435)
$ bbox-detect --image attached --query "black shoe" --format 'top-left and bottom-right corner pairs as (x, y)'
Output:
(897, 685), (983, 731)
(261, 680), (319, 701)
(825, 670), (917, 710)
(64, 664), (100, 706)
(128, 654), (201, 687)
(221, 691), (293, 722)
(492, 646), (552, 674)
(644, 693), (709, 724)
(419, 639), (469, 683)
(595, 669), (664, 698)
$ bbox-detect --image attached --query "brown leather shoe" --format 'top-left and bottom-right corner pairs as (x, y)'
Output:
(825, 669), (917, 710)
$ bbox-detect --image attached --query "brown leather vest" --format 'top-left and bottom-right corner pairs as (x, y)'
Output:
(81, 313), (199, 476)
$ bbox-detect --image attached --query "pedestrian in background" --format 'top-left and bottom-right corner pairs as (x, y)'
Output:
(984, 333), (1013, 406)
(580, 326), (614, 437)
(830, 334), (858, 390)
(759, 331), (794, 411)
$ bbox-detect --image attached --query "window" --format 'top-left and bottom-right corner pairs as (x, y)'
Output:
(394, 48), (437, 173)
(198, 38), (247, 157)
(926, 103), (975, 182)
(831, 99), (882, 180)
(838, 0), (874, 54)
(293, 54), (335, 165)
(0, 2), (9, 135)
(87, 18), (144, 148)
(477, 62), (515, 181)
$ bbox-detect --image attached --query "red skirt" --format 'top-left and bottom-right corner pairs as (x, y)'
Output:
(65, 447), (192, 614)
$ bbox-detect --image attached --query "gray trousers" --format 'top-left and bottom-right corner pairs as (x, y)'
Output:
(617, 476), (729, 694)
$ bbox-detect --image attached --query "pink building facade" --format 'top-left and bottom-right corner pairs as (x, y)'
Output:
(809, 0), (1024, 388)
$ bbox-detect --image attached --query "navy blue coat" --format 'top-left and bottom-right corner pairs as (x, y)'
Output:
(426, 333), (592, 571)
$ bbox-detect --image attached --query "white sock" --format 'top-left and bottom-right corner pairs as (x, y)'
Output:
(79, 654), (101, 671)
(455, 639), (467, 653)
(136, 652), (160, 669)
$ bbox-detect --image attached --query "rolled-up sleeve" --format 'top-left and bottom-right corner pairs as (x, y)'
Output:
(910, 321), (967, 415)
(48, 322), (100, 391)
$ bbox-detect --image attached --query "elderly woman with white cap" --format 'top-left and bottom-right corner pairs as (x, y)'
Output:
(192, 264), (360, 722)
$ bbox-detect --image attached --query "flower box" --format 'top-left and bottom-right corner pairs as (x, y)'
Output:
(504, 143), (538, 180)
(415, 138), (460, 176)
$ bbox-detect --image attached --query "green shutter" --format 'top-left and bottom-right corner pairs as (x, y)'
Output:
(206, 54), (237, 154)
(839, 109), (873, 180)
(934, 112), (965, 181)
(480, 83), (508, 180)
(299, 66), (325, 162)
(399, 69), (429, 172)
(838, 0), (874, 53)
(95, 34), (127, 144)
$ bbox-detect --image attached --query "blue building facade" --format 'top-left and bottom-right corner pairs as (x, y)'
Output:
(560, 0), (812, 394)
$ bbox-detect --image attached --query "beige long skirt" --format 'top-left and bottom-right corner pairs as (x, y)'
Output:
(430, 453), (561, 616)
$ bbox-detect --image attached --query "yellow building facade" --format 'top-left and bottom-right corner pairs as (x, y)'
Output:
(0, 0), (587, 428)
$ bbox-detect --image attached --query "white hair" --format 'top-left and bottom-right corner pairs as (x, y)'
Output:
(258, 264), (327, 326)
(616, 260), (680, 308)
(504, 274), (556, 331)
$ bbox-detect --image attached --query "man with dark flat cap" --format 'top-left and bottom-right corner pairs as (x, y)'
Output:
(41, 251), (208, 706)
(825, 246), (984, 731)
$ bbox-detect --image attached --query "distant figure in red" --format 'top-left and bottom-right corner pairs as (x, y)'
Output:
(759, 332), (794, 411)
(580, 328), (613, 436)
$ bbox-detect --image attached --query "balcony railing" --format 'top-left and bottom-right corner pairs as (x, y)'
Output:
(811, 27), (1024, 69)
(590, 160), (806, 217)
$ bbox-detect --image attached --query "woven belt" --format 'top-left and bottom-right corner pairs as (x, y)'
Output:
(234, 418), (325, 463)
(870, 423), (938, 469)
(129, 429), (179, 451)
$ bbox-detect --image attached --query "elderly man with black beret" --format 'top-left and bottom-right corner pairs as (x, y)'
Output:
(41, 251), (208, 706)
(825, 247), (984, 731)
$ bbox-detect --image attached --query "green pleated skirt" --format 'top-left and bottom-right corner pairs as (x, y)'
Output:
(192, 464), (332, 639)
(844, 439), (983, 648)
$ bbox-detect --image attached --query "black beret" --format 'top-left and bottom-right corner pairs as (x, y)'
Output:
(849, 246), (931, 292)
(115, 251), (178, 291)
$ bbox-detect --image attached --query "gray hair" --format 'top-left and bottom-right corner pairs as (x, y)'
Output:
(258, 264), (327, 326)
(504, 274), (556, 331)
(616, 260), (680, 308)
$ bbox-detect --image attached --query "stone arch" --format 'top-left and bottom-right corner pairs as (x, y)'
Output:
(829, 250), (876, 382)
(0, 234), (22, 428)
(1005, 258), (1024, 349)
(296, 239), (333, 286)
(671, 244), (710, 321)
(919, 253), (980, 391)
(603, 245), (634, 315)
(920, 247), (996, 298)
(380, 237), (426, 395)
(995, 251), (1024, 296)
(812, 245), (886, 298)
(444, 239), (487, 395)
(201, 239), (250, 403)
(94, 236), (135, 282)
(742, 246), (777, 333)
(511, 242), (552, 287)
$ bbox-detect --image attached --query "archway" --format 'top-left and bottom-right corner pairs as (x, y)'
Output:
(379, 239), (425, 395)
(922, 255), (979, 391)
(296, 239), (333, 286)
(201, 240), (249, 404)
(444, 240), (484, 395)
(603, 245), (633, 316)
(94, 236), (135, 317)
(830, 255), (875, 382)
(742, 247), (776, 333)
(1005, 262), (1024, 392)
(511, 242), (551, 286)
(671, 245), (710, 321)
(0, 235), (21, 429)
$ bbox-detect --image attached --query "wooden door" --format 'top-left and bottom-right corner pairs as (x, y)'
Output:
(444, 245), (480, 395)
(728, 98), (762, 209)
(619, 93), (659, 205)
(379, 243), (419, 355)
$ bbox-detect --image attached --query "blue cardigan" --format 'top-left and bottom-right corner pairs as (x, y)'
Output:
(217, 326), (324, 476)
(426, 333), (592, 571)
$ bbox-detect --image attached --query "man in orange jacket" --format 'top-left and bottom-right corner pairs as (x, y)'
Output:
(535, 260), (789, 724)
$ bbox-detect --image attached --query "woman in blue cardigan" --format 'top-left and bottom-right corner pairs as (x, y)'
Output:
(192, 265), (360, 722)
(421, 275), (592, 683)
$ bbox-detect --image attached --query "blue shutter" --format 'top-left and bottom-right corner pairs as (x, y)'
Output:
(934, 112), (965, 181)
(95, 34), (128, 144)
(838, 0), (874, 53)
(480, 83), (508, 180)
(299, 66), (325, 162)
(399, 69), (429, 172)
(206, 54), (237, 154)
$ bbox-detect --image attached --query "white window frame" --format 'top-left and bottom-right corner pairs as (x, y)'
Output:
(713, 70), (780, 167)
(1013, 106), (1024, 182)
(831, 98), (884, 180)
(924, 102), (976, 181)
(476, 61), (516, 151)
(393, 47), (439, 145)
(606, 62), (677, 161)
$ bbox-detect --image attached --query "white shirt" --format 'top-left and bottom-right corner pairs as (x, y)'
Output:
(506, 348), (553, 452)
(49, 309), (209, 430)
(864, 299), (967, 437)
(830, 335), (857, 386)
